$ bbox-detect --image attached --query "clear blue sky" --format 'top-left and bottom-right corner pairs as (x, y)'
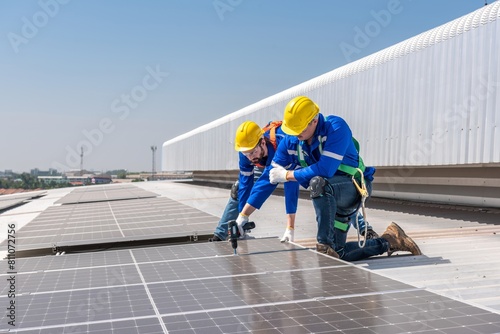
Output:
(0, 0), (489, 173)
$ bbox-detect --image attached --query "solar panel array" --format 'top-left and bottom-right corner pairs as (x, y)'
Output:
(1, 238), (500, 333)
(10, 197), (219, 252)
(55, 184), (157, 204)
(2, 183), (500, 333)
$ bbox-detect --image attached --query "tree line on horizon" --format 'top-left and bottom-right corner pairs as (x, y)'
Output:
(0, 173), (70, 190)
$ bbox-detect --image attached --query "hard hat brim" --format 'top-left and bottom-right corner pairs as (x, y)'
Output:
(281, 122), (305, 136)
(235, 144), (257, 152)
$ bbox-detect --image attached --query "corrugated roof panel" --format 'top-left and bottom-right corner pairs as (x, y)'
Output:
(163, 3), (500, 172)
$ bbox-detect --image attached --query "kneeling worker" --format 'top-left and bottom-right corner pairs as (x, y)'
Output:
(210, 120), (299, 242)
(269, 96), (421, 261)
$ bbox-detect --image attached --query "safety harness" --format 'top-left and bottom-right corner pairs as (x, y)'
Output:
(297, 136), (370, 247)
(254, 121), (282, 168)
(261, 120), (282, 150)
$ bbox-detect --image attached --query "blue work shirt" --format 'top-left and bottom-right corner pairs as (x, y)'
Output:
(238, 124), (299, 214)
(272, 113), (376, 189)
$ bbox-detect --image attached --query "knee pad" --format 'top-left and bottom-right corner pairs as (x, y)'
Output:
(230, 180), (239, 200)
(309, 176), (327, 199)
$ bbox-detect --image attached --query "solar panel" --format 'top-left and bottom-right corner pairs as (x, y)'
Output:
(55, 184), (158, 204)
(0, 191), (46, 211)
(8, 197), (219, 252)
(0, 191), (46, 202)
(1, 238), (499, 333)
(0, 198), (27, 211)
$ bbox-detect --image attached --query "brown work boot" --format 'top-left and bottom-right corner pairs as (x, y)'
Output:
(315, 243), (339, 258)
(381, 222), (422, 256)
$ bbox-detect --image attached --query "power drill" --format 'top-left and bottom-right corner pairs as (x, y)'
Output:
(228, 220), (256, 255)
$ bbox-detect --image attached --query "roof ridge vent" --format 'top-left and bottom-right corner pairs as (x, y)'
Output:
(308, 2), (500, 86)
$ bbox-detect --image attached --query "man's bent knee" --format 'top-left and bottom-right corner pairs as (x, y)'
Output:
(309, 176), (327, 199)
(230, 180), (239, 200)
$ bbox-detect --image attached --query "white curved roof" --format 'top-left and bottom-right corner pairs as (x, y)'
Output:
(164, 2), (499, 149)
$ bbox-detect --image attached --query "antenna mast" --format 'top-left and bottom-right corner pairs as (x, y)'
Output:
(80, 147), (84, 175)
(151, 145), (157, 181)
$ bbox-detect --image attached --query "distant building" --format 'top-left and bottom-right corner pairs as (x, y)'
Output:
(38, 175), (69, 185)
(66, 174), (92, 185)
(91, 174), (112, 184)
(31, 168), (60, 177)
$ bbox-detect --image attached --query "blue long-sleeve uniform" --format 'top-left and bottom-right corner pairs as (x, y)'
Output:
(238, 125), (299, 214)
(272, 114), (375, 189)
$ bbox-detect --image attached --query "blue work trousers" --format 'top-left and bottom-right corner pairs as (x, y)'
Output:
(213, 197), (239, 240)
(312, 174), (388, 261)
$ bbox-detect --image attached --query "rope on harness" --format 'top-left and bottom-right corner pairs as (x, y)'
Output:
(351, 167), (369, 248)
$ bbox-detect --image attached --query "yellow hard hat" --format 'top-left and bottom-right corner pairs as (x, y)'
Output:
(234, 121), (264, 151)
(282, 96), (320, 135)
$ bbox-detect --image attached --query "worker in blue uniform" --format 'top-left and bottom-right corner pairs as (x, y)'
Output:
(269, 96), (421, 260)
(210, 120), (299, 242)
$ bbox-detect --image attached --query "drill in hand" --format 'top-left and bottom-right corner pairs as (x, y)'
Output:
(228, 220), (256, 254)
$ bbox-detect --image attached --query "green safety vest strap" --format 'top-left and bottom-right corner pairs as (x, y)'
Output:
(334, 220), (349, 232)
(338, 157), (365, 178)
(352, 137), (360, 152)
(297, 137), (366, 177)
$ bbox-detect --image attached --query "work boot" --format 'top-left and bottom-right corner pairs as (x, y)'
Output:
(381, 222), (422, 256)
(361, 226), (379, 239)
(208, 234), (223, 242)
(315, 243), (339, 259)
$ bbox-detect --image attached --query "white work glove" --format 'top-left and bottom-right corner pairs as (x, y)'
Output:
(280, 228), (294, 243)
(235, 213), (249, 238)
(270, 166), (288, 184)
